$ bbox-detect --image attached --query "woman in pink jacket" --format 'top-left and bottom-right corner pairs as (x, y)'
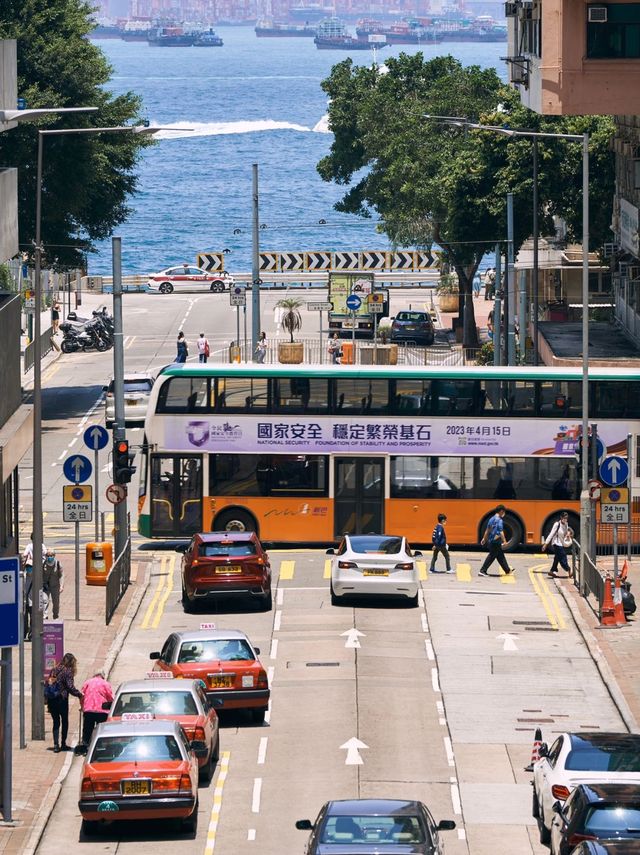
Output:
(78, 671), (113, 754)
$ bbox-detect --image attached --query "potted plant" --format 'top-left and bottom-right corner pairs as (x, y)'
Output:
(436, 272), (459, 313)
(276, 297), (304, 363)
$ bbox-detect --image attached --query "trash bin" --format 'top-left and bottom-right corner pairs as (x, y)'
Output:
(229, 345), (242, 363)
(86, 542), (113, 586)
(341, 341), (354, 365)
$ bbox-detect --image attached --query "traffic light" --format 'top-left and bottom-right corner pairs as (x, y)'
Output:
(113, 439), (136, 485)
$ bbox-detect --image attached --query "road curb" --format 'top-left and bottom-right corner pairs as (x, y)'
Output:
(21, 561), (151, 855)
(555, 579), (639, 733)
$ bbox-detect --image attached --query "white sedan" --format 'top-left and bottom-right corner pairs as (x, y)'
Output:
(148, 265), (234, 294)
(532, 731), (640, 845)
(328, 534), (422, 607)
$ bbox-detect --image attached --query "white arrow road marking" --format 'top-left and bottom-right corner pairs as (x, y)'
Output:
(497, 632), (519, 651)
(340, 737), (368, 765)
(341, 628), (366, 648)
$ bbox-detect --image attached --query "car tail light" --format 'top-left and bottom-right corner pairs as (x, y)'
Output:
(182, 725), (196, 740)
(257, 670), (268, 688)
(338, 561), (357, 569)
(551, 785), (571, 800)
(179, 774), (193, 793)
(194, 726), (206, 741)
(81, 777), (94, 795)
(151, 775), (182, 791)
(395, 562), (414, 571)
(567, 833), (597, 847)
(92, 780), (120, 793)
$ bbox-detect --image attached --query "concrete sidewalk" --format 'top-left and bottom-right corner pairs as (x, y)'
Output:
(0, 554), (152, 854)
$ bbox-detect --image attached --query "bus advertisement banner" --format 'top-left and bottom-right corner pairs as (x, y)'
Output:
(164, 417), (631, 458)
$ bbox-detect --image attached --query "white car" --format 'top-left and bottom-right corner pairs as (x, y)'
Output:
(147, 265), (234, 294)
(532, 731), (640, 844)
(328, 534), (421, 607)
(105, 373), (154, 427)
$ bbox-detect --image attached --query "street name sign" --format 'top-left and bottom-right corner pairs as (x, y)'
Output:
(307, 302), (332, 311)
(0, 557), (19, 646)
(63, 484), (93, 522)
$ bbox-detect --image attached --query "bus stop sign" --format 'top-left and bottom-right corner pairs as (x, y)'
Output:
(0, 557), (20, 646)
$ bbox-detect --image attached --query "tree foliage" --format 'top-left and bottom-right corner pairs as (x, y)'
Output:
(0, 0), (152, 268)
(318, 54), (615, 346)
(276, 297), (303, 342)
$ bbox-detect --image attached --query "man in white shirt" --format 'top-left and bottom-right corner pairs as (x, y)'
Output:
(542, 511), (572, 577)
(196, 332), (209, 363)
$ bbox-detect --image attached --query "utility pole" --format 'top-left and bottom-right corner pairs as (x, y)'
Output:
(112, 238), (128, 559)
(493, 244), (502, 367)
(506, 192), (516, 365)
(251, 163), (261, 361)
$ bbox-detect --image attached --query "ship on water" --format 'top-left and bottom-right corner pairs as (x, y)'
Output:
(437, 15), (507, 42)
(356, 17), (443, 45)
(315, 18), (383, 49)
(194, 28), (224, 46)
(255, 20), (316, 37)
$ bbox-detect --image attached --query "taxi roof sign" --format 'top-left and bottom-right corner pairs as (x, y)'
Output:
(121, 712), (154, 721)
(200, 622), (216, 630)
(145, 671), (174, 679)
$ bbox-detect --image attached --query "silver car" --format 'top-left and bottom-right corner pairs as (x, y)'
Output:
(104, 373), (154, 427)
(328, 534), (422, 607)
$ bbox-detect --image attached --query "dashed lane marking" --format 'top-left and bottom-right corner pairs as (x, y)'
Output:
(257, 736), (268, 765)
(251, 778), (262, 813)
(204, 751), (230, 854)
(499, 565), (516, 585)
(456, 562), (471, 582)
(278, 560), (295, 581)
(417, 560), (427, 581)
(323, 559), (331, 579)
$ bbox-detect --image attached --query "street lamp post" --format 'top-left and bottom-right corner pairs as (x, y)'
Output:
(31, 120), (175, 739)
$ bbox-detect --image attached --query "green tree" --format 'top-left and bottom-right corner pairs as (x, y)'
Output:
(276, 297), (303, 342)
(0, 0), (152, 269)
(318, 54), (615, 347)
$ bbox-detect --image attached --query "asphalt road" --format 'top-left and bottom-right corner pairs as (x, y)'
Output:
(27, 289), (628, 854)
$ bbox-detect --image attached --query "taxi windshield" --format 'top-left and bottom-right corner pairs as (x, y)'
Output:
(112, 691), (198, 717)
(178, 639), (254, 663)
(90, 735), (182, 763)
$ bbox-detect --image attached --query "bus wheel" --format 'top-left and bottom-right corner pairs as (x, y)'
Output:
(214, 509), (256, 534)
(501, 514), (523, 551)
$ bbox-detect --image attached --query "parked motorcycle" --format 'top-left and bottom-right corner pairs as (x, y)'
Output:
(60, 320), (109, 353)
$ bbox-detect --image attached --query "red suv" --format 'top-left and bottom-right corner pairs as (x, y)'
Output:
(180, 532), (272, 613)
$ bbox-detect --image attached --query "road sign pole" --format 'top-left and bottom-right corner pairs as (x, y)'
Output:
(236, 306), (240, 359)
(94, 447), (99, 542)
(18, 572), (25, 750)
(351, 310), (355, 358)
(319, 310), (323, 363)
(0, 647), (12, 821)
(613, 523), (619, 580)
(628, 433), (633, 563)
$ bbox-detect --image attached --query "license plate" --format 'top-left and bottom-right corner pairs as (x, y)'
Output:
(363, 569), (389, 576)
(209, 674), (234, 688)
(215, 565), (242, 574)
(126, 399), (138, 405)
(342, 320), (355, 328)
(122, 779), (151, 795)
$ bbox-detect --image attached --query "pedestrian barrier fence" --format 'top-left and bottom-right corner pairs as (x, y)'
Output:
(596, 523), (640, 557)
(571, 538), (606, 619)
(105, 536), (131, 625)
(24, 325), (55, 372)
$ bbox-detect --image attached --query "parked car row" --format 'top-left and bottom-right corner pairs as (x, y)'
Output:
(532, 731), (640, 854)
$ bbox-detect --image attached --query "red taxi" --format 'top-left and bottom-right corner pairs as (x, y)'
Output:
(106, 677), (220, 781)
(180, 532), (272, 612)
(150, 628), (269, 724)
(78, 720), (200, 836)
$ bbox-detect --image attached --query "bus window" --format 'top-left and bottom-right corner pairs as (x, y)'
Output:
(594, 381), (640, 418)
(215, 377), (269, 412)
(333, 378), (389, 414)
(391, 379), (431, 415)
(538, 382), (581, 416)
(273, 378), (328, 414)
(256, 455), (328, 495)
(431, 380), (479, 416)
(474, 457), (578, 500)
(156, 376), (209, 413)
(211, 455), (261, 495)
(390, 457), (461, 498)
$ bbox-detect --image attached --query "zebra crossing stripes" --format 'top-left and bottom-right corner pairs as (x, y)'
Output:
(306, 251), (332, 271)
(197, 252), (225, 272)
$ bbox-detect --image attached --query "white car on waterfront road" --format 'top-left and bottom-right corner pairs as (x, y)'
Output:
(147, 265), (234, 294)
(533, 731), (640, 844)
(328, 534), (421, 607)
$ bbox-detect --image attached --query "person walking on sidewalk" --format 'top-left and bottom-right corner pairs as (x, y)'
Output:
(430, 513), (453, 573)
(22, 532), (47, 640)
(77, 671), (113, 754)
(51, 300), (61, 334)
(42, 549), (64, 620)
(542, 511), (573, 577)
(196, 332), (210, 363)
(175, 331), (188, 363)
(46, 652), (83, 753)
(479, 505), (515, 576)
(255, 331), (267, 364)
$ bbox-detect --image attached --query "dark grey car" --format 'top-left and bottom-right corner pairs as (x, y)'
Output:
(296, 798), (455, 854)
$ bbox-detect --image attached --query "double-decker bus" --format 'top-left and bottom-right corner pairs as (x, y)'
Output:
(138, 364), (638, 548)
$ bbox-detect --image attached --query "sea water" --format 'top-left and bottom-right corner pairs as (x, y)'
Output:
(91, 28), (505, 274)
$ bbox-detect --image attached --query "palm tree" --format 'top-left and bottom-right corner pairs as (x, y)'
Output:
(276, 297), (303, 343)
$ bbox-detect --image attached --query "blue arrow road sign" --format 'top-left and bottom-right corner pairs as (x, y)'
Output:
(83, 424), (109, 451)
(599, 455), (629, 488)
(0, 557), (20, 647)
(63, 454), (92, 484)
(346, 294), (361, 311)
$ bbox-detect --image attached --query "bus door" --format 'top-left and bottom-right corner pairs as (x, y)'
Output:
(334, 457), (384, 536)
(150, 455), (202, 537)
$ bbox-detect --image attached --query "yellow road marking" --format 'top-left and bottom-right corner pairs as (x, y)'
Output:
(456, 562), (471, 582)
(417, 560), (427, 581)
(204, 751), (230, 854)
(279, 560), (295, 581)
(323, 559), (331, 579)
(499, 565), (516, 584)
(42, 364), (60, 384)
(529, 563), (566, 629)
(141, 555), (167, 629)
(151, 554), (175, 629)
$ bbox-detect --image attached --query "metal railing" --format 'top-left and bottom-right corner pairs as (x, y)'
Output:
(24, 325), (56, 372)
(596, 523), (640, 557)
(105, 536), (131, 625)
(571, 538), (605, 618)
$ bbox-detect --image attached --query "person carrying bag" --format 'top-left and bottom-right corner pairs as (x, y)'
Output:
(542, 511), (573, 578)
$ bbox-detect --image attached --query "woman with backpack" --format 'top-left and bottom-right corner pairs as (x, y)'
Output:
(542, 511), (573, 578)
(45, 652), (83, 753)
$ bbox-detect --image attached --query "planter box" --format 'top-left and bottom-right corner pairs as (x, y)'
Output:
(438, 294), (459, 313)
(360, 344), (398, 365)
(278, 341), (304, 364)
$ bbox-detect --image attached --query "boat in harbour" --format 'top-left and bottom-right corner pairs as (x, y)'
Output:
(255, 20), (316, 36)
(315, 18), (382, 49)
(194, 28), (224, 46)
(148, 26), (195, 46)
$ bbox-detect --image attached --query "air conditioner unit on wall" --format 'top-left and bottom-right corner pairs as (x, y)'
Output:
(588, 6), (608, 23)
